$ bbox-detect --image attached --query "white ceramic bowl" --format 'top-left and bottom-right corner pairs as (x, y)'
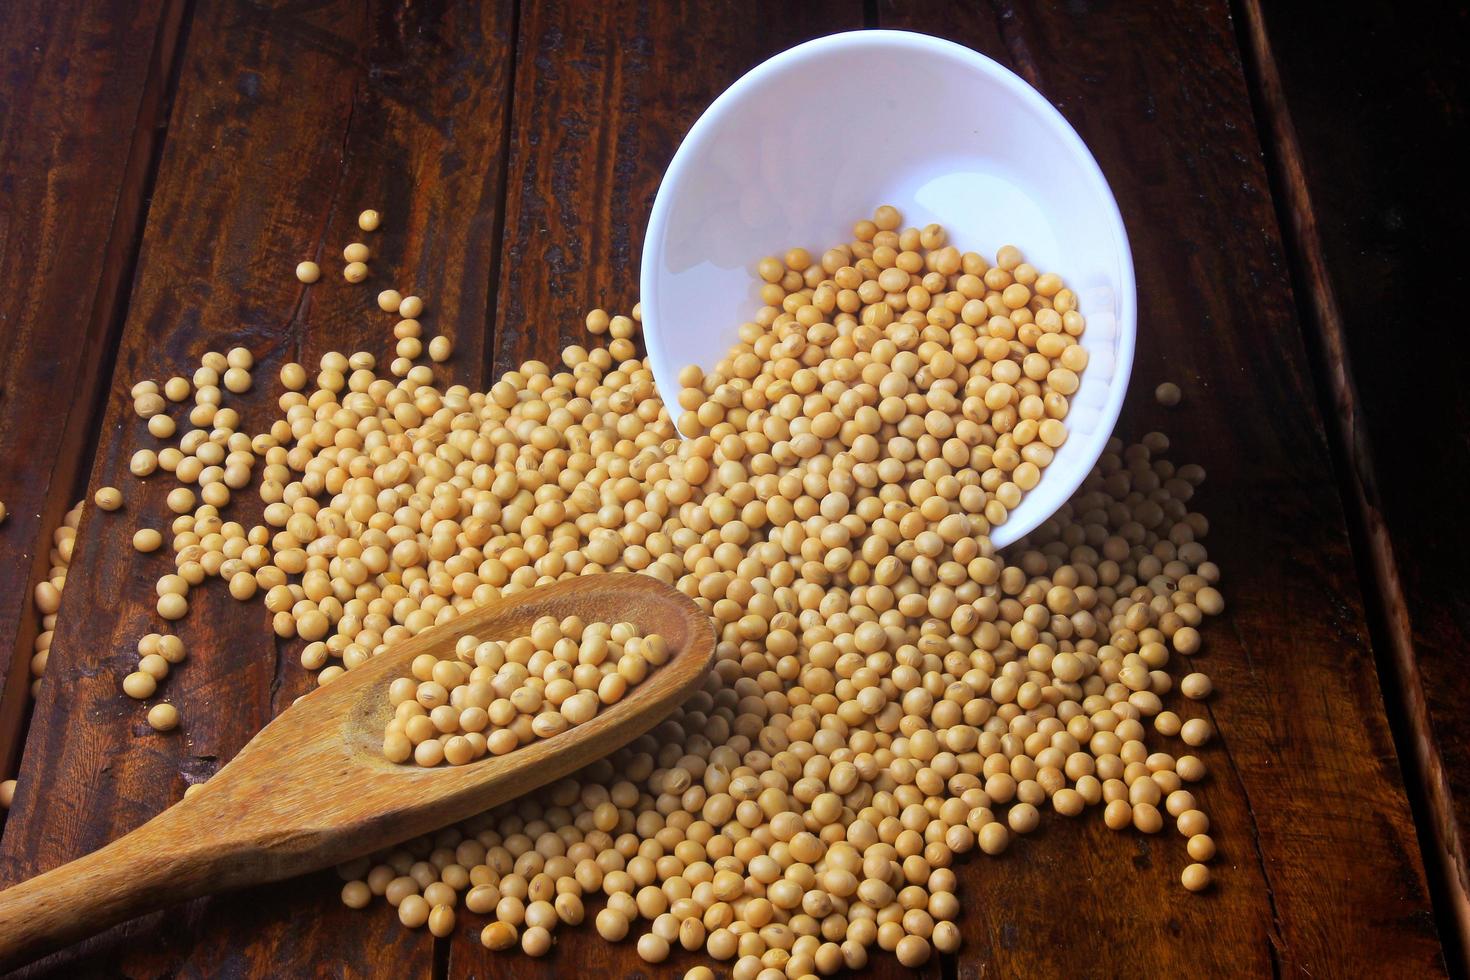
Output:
(641, 30), (1134, 549)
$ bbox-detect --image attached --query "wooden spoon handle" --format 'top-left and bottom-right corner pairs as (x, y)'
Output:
(0, 803), (231, 971)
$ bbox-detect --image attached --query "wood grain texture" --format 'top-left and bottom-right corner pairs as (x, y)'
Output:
(877, 0), (1446, 976)
(1237, 0), (1470, 967)
(487, 0), (864, 370)
(0, 575), (712, 971)
(0, 0), (185, 783)
(0, 1), (514, 976)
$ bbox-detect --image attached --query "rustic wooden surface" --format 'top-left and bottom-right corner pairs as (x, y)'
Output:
(0, 0), (1460, 977)
(1236, 0), (1470, 969)
(0, 0), (185, 782)
(1, 1), (513, 975)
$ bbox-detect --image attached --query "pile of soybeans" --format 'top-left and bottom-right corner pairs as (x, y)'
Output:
(383, 618), (669, 767)
(44, 206), (1226, 976)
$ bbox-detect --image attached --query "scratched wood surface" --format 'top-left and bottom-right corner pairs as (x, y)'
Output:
(0, 1), (513, 975)
(0, 0), (184, 785)
(1235, 0), (1470, 966)
(0, 0), (1457, 977)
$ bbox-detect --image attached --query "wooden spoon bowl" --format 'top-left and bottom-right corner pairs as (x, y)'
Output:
(0, 573), (715, 971)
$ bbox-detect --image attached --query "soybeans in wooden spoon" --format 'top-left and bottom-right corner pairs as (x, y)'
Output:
(0, 574), (714, 971)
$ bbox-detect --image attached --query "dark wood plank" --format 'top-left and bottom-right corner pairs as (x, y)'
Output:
(0, 0), (185, 783)
(876, 0), (1445, 976)
(1237, 0), (1470, 967)
(0, 0), (514, 975)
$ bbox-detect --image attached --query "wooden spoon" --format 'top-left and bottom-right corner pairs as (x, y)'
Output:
(0, 573), (714, 971)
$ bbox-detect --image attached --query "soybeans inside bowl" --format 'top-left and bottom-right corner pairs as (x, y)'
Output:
(642, 30), (1135, 548)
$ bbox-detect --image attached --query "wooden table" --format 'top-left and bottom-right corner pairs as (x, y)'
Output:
(0, 1), (1463, 976)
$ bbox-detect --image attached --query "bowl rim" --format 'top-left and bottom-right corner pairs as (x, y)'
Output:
(641, 28), (1136, 549)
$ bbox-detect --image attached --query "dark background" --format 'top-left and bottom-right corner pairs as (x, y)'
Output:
(1251, 3), (1470, 967)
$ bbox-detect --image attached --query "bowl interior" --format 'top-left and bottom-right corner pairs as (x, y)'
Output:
(641, 30), (1134, 548)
